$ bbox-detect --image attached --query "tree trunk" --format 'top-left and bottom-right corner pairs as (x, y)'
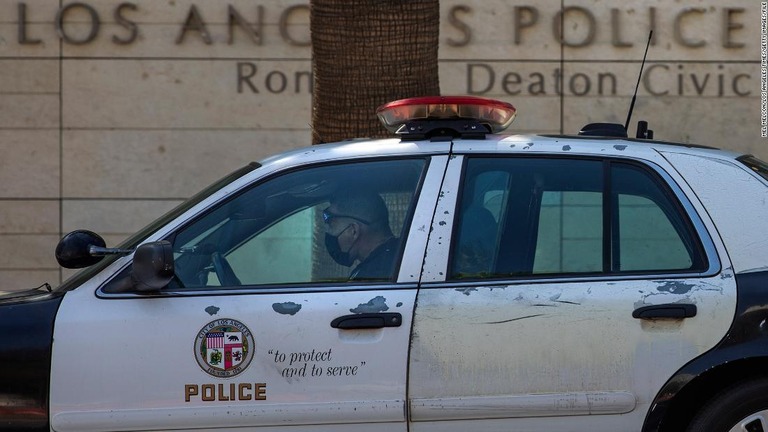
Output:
(310, 0), (440, 144)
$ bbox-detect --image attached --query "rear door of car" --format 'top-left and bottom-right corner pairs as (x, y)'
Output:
(49, 153), (449, 432)
(408, 142), (737, 431)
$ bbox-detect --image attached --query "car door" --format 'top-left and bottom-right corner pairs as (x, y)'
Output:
(49, 155), (448, 432)
(408, 149), (737, 431)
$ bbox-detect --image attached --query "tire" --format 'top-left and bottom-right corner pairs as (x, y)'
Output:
(687, 378), (768, 432)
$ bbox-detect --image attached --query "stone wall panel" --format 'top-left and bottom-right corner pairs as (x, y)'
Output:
(62, 129), (310, 198)
(560, 0), (755, 62)
(0, 60), (59, 92)
(0, 234), (60, 269)
(0, 94), (59, 128)
(0, 200), (58, 234)
(58, 23), (310, 58)
(439, 0), (562, 61)
(0, 130), (60, 198)
(62, 59), (311, 129)
(63, 199), (182, 235)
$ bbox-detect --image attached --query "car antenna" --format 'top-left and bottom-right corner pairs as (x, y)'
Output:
(624, 30), (653, 138)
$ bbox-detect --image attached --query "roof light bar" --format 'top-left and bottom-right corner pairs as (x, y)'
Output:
(376, 96), (517, 135)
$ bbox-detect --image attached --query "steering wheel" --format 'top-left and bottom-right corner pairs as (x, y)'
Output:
(211, 252), (242, 286)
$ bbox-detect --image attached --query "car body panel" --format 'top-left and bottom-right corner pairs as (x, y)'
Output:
(660, 150), (768, 275)
(50, 288), (416, 432)
(642, 270), (768, 432)
(408, 141), (738, 431)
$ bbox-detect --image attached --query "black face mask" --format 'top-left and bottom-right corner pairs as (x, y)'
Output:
(325, 225), (355, 267)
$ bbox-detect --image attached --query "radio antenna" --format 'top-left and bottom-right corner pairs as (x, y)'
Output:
(624, 30), (653, 132)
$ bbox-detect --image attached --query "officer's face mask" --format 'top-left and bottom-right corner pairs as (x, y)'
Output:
(325, 224), (354, 267)
(323, 208), (371, 267)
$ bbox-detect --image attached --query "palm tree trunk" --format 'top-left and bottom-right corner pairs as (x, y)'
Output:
(310, 0), (440, 144)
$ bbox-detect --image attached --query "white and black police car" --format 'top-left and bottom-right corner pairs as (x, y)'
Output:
(2, 96), (768, 432)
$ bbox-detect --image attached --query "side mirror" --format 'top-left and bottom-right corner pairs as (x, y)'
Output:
(55, 230), (107, 269)
(131, 241), (174, 292)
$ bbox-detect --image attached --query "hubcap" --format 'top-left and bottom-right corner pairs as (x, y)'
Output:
(730, 410), (768, 432)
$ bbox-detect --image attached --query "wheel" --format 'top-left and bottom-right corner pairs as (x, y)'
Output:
(687, 378), (768, 432)
(211, 252), (241, 286)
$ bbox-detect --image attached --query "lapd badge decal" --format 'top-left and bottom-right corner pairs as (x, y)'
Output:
(195, 319), (254, 378)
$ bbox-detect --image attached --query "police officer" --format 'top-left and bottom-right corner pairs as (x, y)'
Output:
(323, 191), (400, 281)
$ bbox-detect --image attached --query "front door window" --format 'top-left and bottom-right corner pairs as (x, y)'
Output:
(168, 158), (427, 288)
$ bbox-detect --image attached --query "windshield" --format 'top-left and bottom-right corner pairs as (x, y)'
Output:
(54, 162), (261, 293)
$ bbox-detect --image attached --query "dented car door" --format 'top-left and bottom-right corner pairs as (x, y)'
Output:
(408, 150), (737, 431)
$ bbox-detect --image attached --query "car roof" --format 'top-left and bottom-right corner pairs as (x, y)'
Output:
(257, 138), (449, 172)
(256, 132), (745, 173)
(473, 133), (745, 160)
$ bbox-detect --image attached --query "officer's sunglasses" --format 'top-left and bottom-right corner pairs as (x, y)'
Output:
(322, 208), (371, 225)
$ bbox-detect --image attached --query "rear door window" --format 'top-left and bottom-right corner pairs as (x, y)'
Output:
(450, 157), (706, 280)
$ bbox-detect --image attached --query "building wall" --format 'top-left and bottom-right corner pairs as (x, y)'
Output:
(0, 0), (761, 289)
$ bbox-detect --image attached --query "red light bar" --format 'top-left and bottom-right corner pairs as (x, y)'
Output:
(376, 96), (517, 134)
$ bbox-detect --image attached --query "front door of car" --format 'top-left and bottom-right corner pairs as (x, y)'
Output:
(49, 156), (447, 432)
(408, 152), (737, 431)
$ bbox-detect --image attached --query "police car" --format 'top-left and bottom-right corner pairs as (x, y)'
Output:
(2, 96), (768, 432)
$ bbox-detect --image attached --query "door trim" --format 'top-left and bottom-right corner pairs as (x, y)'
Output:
(409, 392), (636, 422)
